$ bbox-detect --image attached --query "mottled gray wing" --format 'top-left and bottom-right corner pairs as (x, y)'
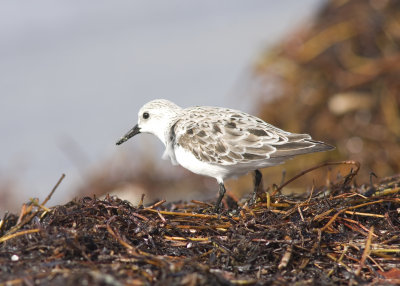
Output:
(269, 134), (333, 158)
(173, 107), (332, 166)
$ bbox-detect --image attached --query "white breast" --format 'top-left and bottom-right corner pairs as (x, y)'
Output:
(172, 145), (247, 182)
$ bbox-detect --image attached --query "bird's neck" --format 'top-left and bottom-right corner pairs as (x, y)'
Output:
(153, 114), (180, 147)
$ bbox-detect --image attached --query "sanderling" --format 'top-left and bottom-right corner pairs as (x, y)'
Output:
(116, 99), (334, 211)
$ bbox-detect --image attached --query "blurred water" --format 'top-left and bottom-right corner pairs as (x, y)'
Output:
(0, 0), (324, 209)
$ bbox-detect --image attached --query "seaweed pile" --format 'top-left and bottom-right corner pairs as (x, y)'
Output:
(250, 0), (400, 181)
(1, 164), (399, 285)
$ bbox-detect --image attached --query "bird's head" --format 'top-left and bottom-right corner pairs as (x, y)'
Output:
(116, 99), (181, 146)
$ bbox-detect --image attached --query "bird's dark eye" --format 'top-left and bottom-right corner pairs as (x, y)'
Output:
(143, 112), (149, 119)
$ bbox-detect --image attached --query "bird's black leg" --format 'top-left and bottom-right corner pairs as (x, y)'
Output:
(214, 183), (226, 212)
(251, 169), (263, 204)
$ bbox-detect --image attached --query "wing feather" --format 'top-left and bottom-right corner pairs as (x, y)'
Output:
(173, 107), (333, 166)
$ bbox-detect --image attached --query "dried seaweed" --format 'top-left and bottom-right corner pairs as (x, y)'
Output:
(251, 0), (400, 182)
(1, 164), (399, 285)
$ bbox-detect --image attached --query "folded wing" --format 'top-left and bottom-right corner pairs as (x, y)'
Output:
(174, 107), (333, 166)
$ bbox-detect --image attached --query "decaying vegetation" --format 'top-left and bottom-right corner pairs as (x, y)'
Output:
(1, 162), (399, 285)
(251, 0), (400, 182)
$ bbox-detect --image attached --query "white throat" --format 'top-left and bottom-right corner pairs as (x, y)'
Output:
(152, 117), (176, 147)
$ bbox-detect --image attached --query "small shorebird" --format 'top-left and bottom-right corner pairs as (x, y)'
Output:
(116, 99), (334, 211)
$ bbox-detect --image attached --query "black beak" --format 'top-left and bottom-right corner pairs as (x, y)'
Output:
(116, 124), (141, 145)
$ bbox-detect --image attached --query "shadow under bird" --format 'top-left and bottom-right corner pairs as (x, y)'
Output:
(116, 99), (334, 211)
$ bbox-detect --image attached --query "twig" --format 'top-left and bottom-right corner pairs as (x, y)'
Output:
(372, 187), (400, 197)
(355, 226), (374, 276)
(318, 209), (346, 232)
(157, 210), (167, 223)
(144, 200), (166, 210)
(347, 200), (385, 210)
(344, 211), (385, 218)
(165, 223), (232, 230)
(278, 236), (293, 269)
(298, 206), (305, 222)
(41, 174), (65, 206)
(3, 174), (65, 237)
(340, 218), (378, 237)
(271, 161), (360, 196)
(0, 228), (40, 244)
(367, 255), (384, 272)
(326, 252), (352, 273)
(106, 216), (139, 255)
(164, 235), (210, 242)
(191, 200), (214, 207)
(138, 194), (145, 208)
(370, 249), (400, 254)
(143, 208), (240, 221)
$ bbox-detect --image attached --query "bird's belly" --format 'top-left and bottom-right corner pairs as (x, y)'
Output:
(173, 146), (235, 181)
